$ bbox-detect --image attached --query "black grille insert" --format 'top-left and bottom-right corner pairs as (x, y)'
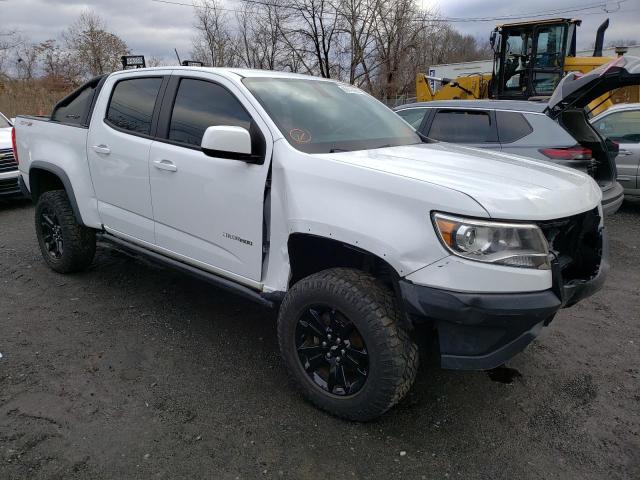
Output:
(537, 208), (602, 283)
(0, 148), (18, 173)
(0, 177), (21, 195)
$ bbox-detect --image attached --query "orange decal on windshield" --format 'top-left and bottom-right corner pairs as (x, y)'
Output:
(289, 128), (312, 144)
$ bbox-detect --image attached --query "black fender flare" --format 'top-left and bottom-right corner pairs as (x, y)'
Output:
(29, 161), (84, 225)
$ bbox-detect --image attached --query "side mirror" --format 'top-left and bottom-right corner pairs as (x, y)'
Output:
(201, 125), (255, 162)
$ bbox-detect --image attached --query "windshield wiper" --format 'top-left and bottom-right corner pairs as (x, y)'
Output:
(417, 131), (436, 143)
(329, 147), (349, 153)
(367, 144), (392, 151)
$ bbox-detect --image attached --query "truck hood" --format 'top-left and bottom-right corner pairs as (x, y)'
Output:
(319, 142), (601, 220)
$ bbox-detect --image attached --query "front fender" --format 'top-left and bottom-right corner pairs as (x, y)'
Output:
(261, 140), (490, 292)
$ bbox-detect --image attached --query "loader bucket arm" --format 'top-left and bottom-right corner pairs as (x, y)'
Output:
(416, 73), (437, 102)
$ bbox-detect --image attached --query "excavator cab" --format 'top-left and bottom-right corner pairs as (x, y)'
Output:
(490, 18), (580, 100)
(414, 16), (628, 107)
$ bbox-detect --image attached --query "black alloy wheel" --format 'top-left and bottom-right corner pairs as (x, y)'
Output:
(295, 306), (369, 396)
(278, 268), (419, 421)
(40, 206), (64, 259)
(34, 190), (96, 273)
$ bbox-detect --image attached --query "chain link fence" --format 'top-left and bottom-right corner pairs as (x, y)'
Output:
(379, 95), (417, 108)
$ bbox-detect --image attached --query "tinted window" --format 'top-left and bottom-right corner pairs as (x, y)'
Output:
(0, 114), (10, 128)
(169, 79), (252, 147)
(396, 108), (428, 129)
(594, 110), (640, 144)
(496, 111), (533, 143)
(52, 84), (97, 126)
(428, 110), (492, 143)
(106, 78), (163, 135)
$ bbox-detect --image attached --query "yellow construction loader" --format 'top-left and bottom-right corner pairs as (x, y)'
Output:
(416, 18), (639, 115)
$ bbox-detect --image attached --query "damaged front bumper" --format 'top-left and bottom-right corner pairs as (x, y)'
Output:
(399, 227), (608, 371)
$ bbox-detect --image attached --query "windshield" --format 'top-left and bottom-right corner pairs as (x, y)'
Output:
(0, 114), (10, 128)
(243, 78), (421, 154)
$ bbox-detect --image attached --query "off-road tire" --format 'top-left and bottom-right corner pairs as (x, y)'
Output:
(35, 190), (96, 273)
(278, 268), (419, 421)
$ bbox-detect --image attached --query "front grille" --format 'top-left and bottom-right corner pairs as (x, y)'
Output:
(0, 148), (18, 173)
(537, 208), (602, 283)
(0, 177), (21, 196)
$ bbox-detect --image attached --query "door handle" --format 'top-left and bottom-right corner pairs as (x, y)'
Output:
(618, 149), (633, 156)
(153, 159), (178, 172)
(93, 144), (111, 155)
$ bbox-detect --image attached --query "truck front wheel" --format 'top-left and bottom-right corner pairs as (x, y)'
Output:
(277, 268), (418, 421)
(35, 190), (96, 273)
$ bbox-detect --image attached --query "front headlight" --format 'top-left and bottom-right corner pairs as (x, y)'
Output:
(432, 212), (550, 270)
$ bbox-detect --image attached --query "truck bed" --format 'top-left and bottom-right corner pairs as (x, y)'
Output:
(15, 116), (88, 175)
(14, 115), (99, 226)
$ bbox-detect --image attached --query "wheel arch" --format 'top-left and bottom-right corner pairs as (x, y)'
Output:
(29, 161), (84, 225)
(287, 233), (401, 289)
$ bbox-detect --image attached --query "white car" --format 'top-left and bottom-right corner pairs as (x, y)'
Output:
(0, 111), (23, 199)
(13, 64), (612, 421)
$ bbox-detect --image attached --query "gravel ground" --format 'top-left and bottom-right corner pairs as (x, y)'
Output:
(1, 199), (638, 480)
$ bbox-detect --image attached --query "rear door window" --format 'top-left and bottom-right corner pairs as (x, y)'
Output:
(396, 108), (429, 129)
(496, 111), (534, 143)
(52, 82), (100, 126)
(427, 110), (493, 143)
(106, 77), (163, 135)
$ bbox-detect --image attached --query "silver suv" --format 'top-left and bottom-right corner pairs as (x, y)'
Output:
(394, 99), (624, 215)
(591, 103), (640, 198)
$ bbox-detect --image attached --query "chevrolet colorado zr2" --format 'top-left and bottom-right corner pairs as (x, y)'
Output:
(14, 57), (636, 420)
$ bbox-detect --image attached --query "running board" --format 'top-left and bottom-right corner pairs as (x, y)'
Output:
(97, 233), (277, 309)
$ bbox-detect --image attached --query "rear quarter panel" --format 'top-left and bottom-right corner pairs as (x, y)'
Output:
(15, 118), (101, 227)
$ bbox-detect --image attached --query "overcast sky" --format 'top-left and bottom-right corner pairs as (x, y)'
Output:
(2, 0), (639, 64)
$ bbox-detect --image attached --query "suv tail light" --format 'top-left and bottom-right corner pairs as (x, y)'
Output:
(11, 127), (19, 165)
(539, 146), (592, 160)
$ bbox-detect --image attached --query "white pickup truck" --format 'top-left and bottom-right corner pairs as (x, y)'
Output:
(13, 65), (613, 421)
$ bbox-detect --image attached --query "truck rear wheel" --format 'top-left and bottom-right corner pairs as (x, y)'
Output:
(277, 268), (418, 421)
(35, 190), (96, 273)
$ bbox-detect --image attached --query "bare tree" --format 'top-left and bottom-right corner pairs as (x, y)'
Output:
(235, 3), (285, 70)
(63, 10), (129, 78)
(337, 0), (378, 87)
(0, 30), (21, 79)
(35, 39), (83, 85)
(183, 0), (522, 96)
(14, 41), (40, 80)
(277, 0), (343, 78)
(191, 0), (237, 67)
